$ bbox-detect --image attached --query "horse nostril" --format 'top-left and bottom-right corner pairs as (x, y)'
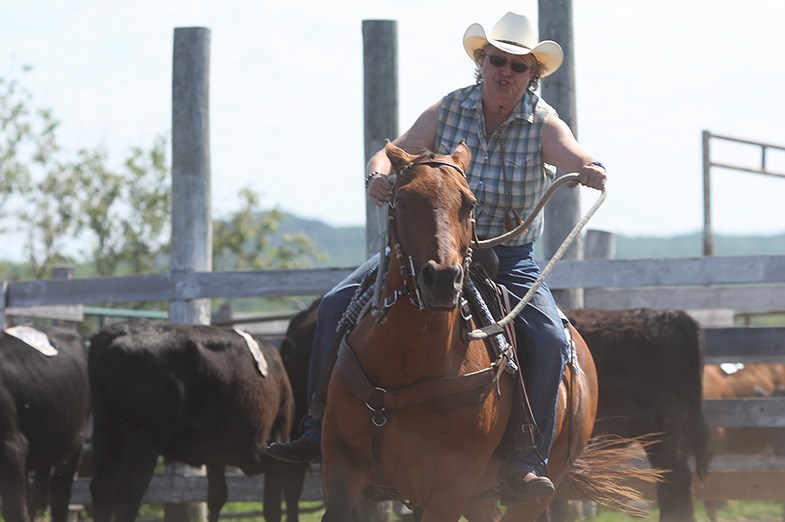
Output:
(451, 264), (464, 287)
(422, 261), (437, 288)
(421, 261), (463, 290)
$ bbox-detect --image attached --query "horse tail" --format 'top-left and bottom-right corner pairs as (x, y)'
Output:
(564, 434), (665, 517)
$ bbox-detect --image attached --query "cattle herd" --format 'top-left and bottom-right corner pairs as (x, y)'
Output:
(0, 300), (780, 521)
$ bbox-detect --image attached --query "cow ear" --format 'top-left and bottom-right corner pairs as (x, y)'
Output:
(385, 140), (416, 173)
(451, 140), (472, 172)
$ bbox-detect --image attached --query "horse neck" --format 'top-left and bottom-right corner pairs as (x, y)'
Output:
(365, 256), (471, 376)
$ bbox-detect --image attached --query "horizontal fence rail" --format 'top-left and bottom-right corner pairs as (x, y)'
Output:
(68, 472), (325, 506)
(548, 255), (785, 289)
(704, 397), (785, 428)
(3, 255), (784, 309)
(704, 327), (785, 363)
(2, 268), (353, 310)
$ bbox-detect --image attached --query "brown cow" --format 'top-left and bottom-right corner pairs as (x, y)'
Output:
(565, 308), (711, 522)
(0, 325), (90, 522)
(702, 363), (785, 521)
(703, 363), (785, 454)
(88, 319), (298, 522)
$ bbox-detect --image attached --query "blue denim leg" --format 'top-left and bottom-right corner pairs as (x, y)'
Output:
(492, 244), (569, 476)
(301, 253), (382, 444)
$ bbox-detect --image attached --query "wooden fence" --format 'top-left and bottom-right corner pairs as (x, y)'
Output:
(3, 254), (785, 506)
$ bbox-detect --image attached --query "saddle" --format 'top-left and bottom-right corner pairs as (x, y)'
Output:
(467, 258), (538, 455)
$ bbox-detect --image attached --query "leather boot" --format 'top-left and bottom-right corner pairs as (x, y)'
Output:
(266, 436), (321, 463)
(500, 471), (555, 505)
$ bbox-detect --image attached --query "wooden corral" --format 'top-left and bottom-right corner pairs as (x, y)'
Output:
(3, 252), (785, 509)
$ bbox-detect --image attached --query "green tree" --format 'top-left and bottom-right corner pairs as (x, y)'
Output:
(0, 69), (78, 278)
(1, 69), (326, 283)
(213, 188), (327, 271)
(75, 137), (170, 276)
(0, 69), (55, 213)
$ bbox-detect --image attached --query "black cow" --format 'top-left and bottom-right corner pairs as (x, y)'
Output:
(279, 298), (319, 432)
(266, 301), (320, 520)
(566, 308), (711, 522)
(88, 319), (298, 522)
(0, 325), (90, 522)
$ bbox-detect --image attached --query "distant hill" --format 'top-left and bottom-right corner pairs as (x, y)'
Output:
(275, 213), (785, 265)
(615, 231), (785, 259)
(273, 213), (366, 267)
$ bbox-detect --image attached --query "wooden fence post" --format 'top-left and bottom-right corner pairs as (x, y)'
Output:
(539, 0), (584, 310)
(584, 229), (616, 260)
(167, 26), (212, 522)
(0, 280), (7, 328)
(363, 19), (398, 258)
(170, 26), (213, 326)
(702, 130), (714, 256)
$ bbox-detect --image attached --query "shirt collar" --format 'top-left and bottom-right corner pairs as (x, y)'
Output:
(460, 84), (537, 125)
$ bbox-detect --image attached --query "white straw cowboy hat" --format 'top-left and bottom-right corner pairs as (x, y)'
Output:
(463, 12), (564, 77)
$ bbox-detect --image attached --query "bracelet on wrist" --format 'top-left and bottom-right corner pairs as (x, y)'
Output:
(365, 171), (384, 188)
(588, 161), (606, 171)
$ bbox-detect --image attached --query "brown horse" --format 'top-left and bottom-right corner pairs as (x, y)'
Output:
(319, 141), (601, 522)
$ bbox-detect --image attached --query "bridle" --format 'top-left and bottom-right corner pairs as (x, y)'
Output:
(379, 155), (476, 313)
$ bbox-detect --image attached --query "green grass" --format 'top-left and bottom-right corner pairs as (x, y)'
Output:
(179, 499), (785, 521)
(15, 499), (785, 521)
(217, 499), (785, 521)
(597, 500), (785, 521)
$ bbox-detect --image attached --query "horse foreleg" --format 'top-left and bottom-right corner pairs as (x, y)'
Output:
(419, 491), (472, 522)
(321, 444), (371, 522)
(501, 501), (551, 522)
(321, 480), (368, 521)
(463, 497), (502, 522)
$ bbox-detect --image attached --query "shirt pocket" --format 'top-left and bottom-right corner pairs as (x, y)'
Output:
(511, 151), (539, 171)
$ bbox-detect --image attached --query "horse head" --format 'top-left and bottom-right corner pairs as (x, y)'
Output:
(385, 141), (475, 311)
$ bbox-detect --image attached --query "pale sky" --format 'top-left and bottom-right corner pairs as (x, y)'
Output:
(2, 0), (784, 258)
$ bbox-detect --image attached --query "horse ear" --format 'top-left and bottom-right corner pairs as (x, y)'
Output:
(385, 140), (416, 172)
(451, 140), (472, 171)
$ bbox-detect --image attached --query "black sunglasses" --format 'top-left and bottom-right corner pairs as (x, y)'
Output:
(487, 54), (530, 74)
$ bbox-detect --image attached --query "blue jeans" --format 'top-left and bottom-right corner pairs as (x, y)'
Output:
(494, 243), (569, 476)
(302, 244), (568, 477)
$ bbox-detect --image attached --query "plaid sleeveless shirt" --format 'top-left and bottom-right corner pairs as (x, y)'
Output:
(435, 84), (557, 245)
